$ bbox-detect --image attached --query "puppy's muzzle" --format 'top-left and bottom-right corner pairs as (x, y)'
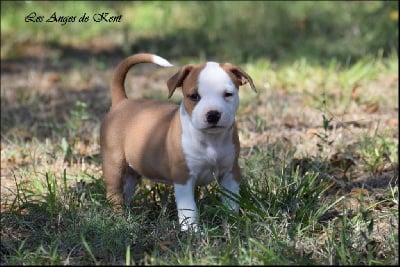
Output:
(206, 110), (222, 125)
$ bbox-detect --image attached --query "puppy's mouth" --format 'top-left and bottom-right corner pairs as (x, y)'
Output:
(209, 125), (224, 129)
(202, 124), (227, 133)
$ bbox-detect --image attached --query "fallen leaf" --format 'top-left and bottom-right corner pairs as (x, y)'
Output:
(351, 83), (361, 101)
(307, 128), (322, 137)
(364, 102), (379, 113)
(159, 241), (173, 251)
(350, 187), (370, 196)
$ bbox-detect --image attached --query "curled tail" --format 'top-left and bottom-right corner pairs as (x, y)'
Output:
(110, 53), (173, 107)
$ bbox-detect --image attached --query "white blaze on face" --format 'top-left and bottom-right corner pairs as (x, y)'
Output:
(191, 62), (239, 131)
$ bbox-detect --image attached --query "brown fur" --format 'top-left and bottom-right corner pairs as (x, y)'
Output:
(101, 54), (190, 204)
(101, 54), (255, 205)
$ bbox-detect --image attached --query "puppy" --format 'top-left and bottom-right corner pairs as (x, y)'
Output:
(100, 53), (257, 231)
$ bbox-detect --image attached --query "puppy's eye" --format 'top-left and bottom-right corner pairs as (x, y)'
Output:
(188, 93), (201, 102)
(224, 92), (234, 98)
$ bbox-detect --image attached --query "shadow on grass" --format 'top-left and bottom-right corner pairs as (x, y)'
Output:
(0, 173), (179, 265)
(1, 174), (133, 264)
(1, 84), (109, 142)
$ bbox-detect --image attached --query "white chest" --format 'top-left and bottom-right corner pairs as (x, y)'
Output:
(181, 128), (235, 186)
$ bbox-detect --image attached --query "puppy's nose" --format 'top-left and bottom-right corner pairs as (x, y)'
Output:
(206, 110), (221, 124)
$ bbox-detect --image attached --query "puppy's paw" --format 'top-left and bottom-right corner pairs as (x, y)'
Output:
(179, 221), (203, 234)
(179, 223), (205, 237)
(106, 193), (125, 214)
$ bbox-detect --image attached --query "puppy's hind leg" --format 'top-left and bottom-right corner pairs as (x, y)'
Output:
(102, 153), (126, 206)
(123, 167), (141, 206)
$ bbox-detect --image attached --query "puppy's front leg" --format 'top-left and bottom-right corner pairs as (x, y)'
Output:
(174, 179), (199, 232)
(219, 172), (240, 213)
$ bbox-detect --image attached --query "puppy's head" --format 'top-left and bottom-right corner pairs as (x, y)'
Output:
(167, 62), (257, 133)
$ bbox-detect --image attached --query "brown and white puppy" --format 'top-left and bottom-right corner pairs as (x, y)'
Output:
(100, 53), (257, 231)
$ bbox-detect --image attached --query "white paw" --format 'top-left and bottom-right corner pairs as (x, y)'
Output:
(179, 219), (199, 232)
(179, 222), (205, 236)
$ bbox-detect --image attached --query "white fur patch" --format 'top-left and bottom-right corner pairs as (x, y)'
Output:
(152, 55), (173, 67)
(219, 173), (240, 212)
(190, 62), (239, 131)
(174, 180), (199, 231)
(179, 62), (239, 187)
(180, 104), (236, 186)
(176, 61), (241, 231)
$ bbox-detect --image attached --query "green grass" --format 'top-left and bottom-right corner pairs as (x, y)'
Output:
(2, 148), (397, 264)
(1, 1), (398, 265)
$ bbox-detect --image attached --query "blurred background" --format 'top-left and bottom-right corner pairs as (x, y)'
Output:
(1, 0), (398, 164)
(1, 1), (398, 64)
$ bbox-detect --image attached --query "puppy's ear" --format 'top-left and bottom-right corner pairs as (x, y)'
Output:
(221, 63), (258, 93)
(167, 65), (194, 98)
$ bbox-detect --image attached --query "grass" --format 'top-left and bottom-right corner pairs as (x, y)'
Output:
(1, 1), (399, 265)
(2, 146), (397, 264)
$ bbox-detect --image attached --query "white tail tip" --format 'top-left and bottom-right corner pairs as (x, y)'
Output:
(152, 55), (174, 67)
